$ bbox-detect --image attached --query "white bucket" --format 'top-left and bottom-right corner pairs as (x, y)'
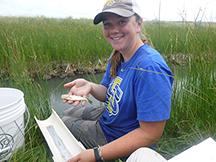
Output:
(0, 88), (28, 161)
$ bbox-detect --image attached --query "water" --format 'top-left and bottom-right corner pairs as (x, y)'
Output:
(2, 64), (215, 117)
(42, 73), (104, 116)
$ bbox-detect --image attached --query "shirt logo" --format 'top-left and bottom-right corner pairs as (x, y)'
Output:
(106, 76), (123, 116)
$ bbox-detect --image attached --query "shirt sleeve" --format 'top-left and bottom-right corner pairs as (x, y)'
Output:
(134, 63), (173, 122)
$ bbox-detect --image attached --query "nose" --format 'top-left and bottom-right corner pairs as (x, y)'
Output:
(109, 24), (120, 34)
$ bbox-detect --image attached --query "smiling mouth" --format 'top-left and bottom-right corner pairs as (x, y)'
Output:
(112, 37), (121, 40)
(111, 35), (124, 41)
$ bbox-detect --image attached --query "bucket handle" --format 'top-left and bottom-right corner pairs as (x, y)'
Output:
(24, 104), (30, 130)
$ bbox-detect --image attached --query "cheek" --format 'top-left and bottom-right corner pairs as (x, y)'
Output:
(131, 21), (142, 33)
(135, 24), (141, 33)
(102, 29), (108, 38)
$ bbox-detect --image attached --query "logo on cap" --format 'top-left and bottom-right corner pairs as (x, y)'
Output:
(105, 0), (122, 7)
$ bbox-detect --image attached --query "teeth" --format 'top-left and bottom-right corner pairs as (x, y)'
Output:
(111, 35), (123, 40)
(113, 37), (120, 40)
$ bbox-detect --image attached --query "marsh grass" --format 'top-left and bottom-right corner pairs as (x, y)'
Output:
(0, 17), (111, 79)
(158, 54), (216, 159)
(0, 17), (216, 161)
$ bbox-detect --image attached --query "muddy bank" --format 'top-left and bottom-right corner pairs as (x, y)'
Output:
(42, 61), (107, 80)
(43, 54), (190, 80)
(0, 53), (194, 80)
(0, 60), (107, 81)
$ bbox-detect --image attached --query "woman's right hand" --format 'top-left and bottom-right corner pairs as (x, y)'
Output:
(64, 78), (92, 105)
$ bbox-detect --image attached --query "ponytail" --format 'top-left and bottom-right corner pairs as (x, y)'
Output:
(110, 50), (123, 78)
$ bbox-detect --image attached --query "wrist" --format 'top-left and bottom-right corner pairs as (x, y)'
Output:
(89, 82), (94, 94)
(93, 146), (104, 162)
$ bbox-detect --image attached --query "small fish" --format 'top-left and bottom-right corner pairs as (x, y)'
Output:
(61, 94), (88, 102)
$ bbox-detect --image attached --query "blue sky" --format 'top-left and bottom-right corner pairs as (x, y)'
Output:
(0, 0), (215, 22)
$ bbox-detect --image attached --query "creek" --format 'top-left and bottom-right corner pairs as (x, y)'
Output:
(42, 73), (104, 116)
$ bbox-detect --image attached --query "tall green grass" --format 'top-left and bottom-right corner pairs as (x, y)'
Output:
(158, 59), (216, 159)
(0, 17), (216, 78)
(0, 17), (111, 79)
(0, 17), (216, 161)
(144, 21), (216, 56)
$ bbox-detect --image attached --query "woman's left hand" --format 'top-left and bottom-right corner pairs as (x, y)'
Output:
(67, 149), (96, 162)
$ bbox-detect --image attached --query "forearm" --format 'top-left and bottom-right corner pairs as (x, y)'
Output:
(90, 82), (107, 102)
(101, 121), (165, 160)
(101, 129), (155, 160)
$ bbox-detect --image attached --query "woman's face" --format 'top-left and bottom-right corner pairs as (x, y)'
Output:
(102, 13), (141, 54)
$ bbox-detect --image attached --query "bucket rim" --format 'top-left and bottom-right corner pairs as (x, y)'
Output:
(0, 104), (25, 126)
(0, 102), (25, 119)
(0, 98), (24, 115)
(0, 88), (24, 109)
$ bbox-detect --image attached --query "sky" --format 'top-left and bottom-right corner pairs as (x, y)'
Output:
(0, 0), (216, 22)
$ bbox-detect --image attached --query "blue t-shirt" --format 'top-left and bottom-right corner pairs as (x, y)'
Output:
(99, 44), (174, 142)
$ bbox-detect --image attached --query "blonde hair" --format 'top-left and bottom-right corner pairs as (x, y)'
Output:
(110, 14), (148, 78)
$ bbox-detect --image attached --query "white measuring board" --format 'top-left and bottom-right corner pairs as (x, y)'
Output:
(168, 137), (216, 162)
(35, 109), (85, 162)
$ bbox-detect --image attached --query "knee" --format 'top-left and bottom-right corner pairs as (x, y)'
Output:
(61, 116), (72, 130)
(126, 147), (167, 162)
(62, 116), (69, 123)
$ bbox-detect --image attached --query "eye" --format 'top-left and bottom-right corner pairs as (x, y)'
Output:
(119, 20), (126, 26)
(118, 18), (129, 26)
(103, 21), (111, 29)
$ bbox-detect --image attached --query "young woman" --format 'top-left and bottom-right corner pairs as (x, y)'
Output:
(63, 0), (173, 162)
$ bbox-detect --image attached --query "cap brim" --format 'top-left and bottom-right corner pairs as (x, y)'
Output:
(93, 8), (134, 25)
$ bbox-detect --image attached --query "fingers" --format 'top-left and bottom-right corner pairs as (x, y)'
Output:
(81, 95), (88, 106)
(67, 155), (79, 162)
(64, 81), (77, 96)
(67, 100), (79, 105)
(63, 99), (79, 105)
(64, 81), (76, 89)
(63, 79), (90, 106)
(61, 94), (87, 101)
(62, 94), (88, 106)
(63, 99), (87, 106)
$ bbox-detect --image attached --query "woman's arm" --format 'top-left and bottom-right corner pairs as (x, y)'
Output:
(68, 120), (166, 162)
(101, 120), (166, 160)
(89, 82), (107, 102)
